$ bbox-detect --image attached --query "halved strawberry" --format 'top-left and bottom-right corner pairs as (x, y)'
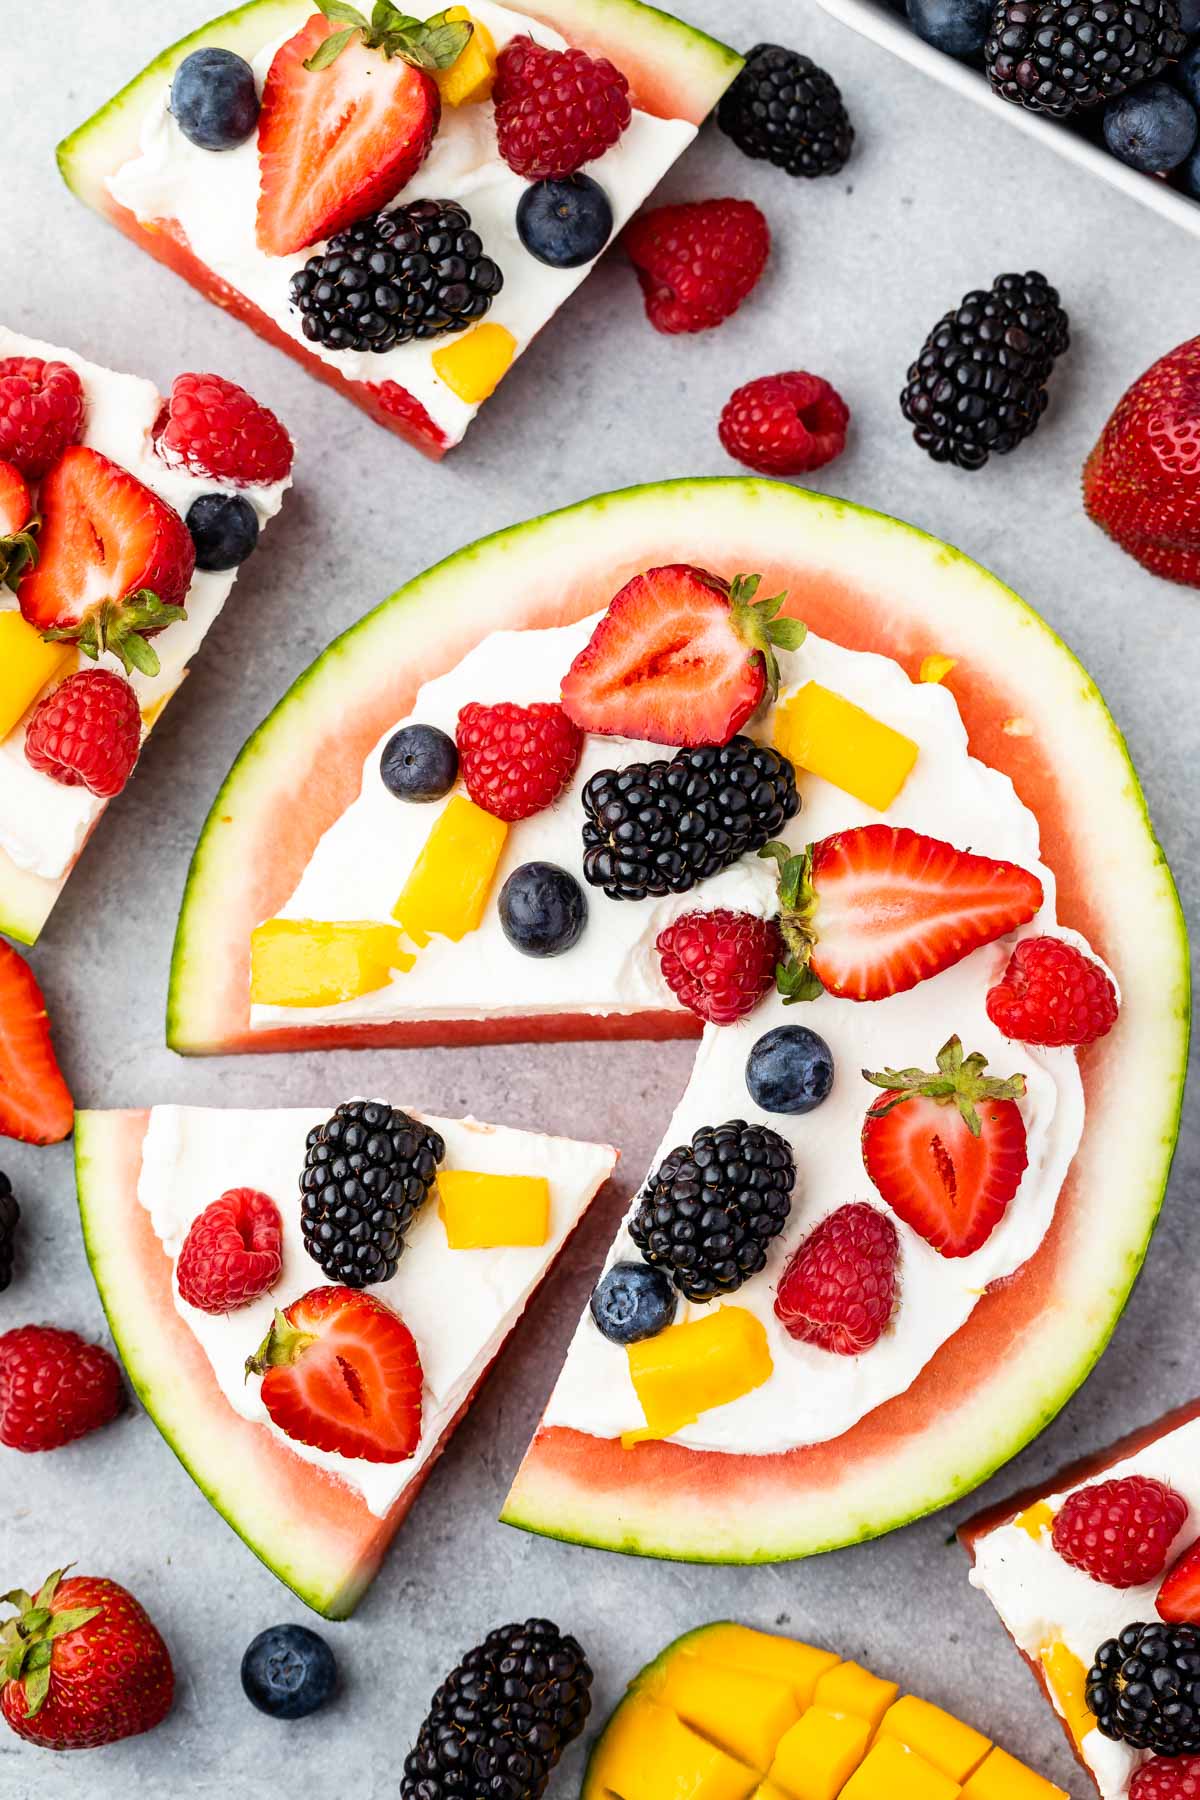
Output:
(0, 459), (37, 588)
(861, 1036), (1028, 1259)
(764, 825), (1044, 1003)
(1158, 1536), (1200, 1623)
(560, 565), (806, 747)
(17, 446), (193, 677)
(246, 1284), (423, 1463)
(0, 942), (74, 1146)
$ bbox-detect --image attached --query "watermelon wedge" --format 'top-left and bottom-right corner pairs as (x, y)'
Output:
(75, 1105), (616, 1617)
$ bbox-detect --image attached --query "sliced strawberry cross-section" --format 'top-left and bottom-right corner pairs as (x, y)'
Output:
(1158, 1534), (1200, 1623)
(0, 940), (74, 1146)
(0, 458), (37, 588)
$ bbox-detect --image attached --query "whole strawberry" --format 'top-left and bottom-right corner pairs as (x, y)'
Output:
(456, 700), (582, 822)
(656, 910), (782, 1025)
(1132, 1756), (1200, 1800)
(626, 199), (770, 335)
(0, 358), (85, 478)
(0, 1570), (173, 1749)
(1084, 337), (1200, 585)
(1052, 1475), (1188, 1588)
(0, 1325), (122, 1452)
(156, 372), (294, 486)
(493, 35), (631, 179)
(986, 936), (1119, 1047)
(176, 1188), (283, 1315)
(24, 669), (142, 799)
(720, 372), (850, 476)
(775, 1203), (899, 1354)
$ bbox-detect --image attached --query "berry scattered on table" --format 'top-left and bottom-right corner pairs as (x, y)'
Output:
(241, 1624), (337, 1719)
(456, 699), (582, 822)
(0, 459), (38, 589)
(24, 669), (142, 800)
(300, 1099), (444, 1287)
(582, 739), (800, 902)
(630, 1119), (795, 1302)
(1131, 1755), (1200, 1799)
(745, 1024), (834, 1114)
(907, 0), (993, 56)
(1087, 1622), (1200, 1753)
(719, 371), (850, 476)
(986, 0), (1187, 115)
(176, 1188), (284, 1315)
(1084, 335), (1200, 585)
(493, 35), (631, 178)
(717, 43), (855, 177)
(986, 935), (1119, 1045)
(1052, 1476), (1189, 1586)
(775, 1202), (900, 1355)
(0, 1325), (122, 1452)
(380, 721), (459, 801)
(1176, 39), (1200, 105)
(0, 940), (74, 1147)
(1159, 1536), (1200, 1623)
(0, 357), (85, 478)
(0, 1570), (173, 1750)
(656, 910), (782, 1025)
(170, 46), (260, 149)
(625, 199), (770, 335)
(498, 861), (587, 957)
(590, 1261), (677, 1344)
(186, 492), (260, 571)
(900, 271), (1070, 469)
(157, 372), (294, 486)
(0, 1174), (18, 1293)
(1105, 78), (1198, 166)
(516, 173), (614, 267)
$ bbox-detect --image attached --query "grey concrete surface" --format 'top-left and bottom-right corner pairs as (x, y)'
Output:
(2, 2), (1197, 1795)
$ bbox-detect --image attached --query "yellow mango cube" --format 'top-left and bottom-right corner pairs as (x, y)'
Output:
(250, 919), (414, 1007)
(587, 1693), (758, 1800)
(435, 6), (497, 105)
(686, 1626), (839, 1708)
(920, 652), (958, 684)
(0, 613), (73, 742)
(812, 1661), (898, 1731)
(768, 1706), (871, 1800)
(838, 1737), (961, 1800)
(655, 1654), (800, 1773)
(773, 681), (918, 812)
(880, 1696), (990, 1782)
(961, 1747), (1067, 1800)
(1013, 1501), (1055, 1542)
(623, 1306), (772, 1448)
(1038, 1643), (1094, 1751)
(393, 794), (508, 946)
(438, 1170), (550, 1249)
(432, 324), (517, 404)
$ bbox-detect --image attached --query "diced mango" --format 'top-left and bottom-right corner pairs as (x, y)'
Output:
(880, 1696), (990, 1782)
(392, 794), (508, 946)
(588, 1693), (758, 1800)
(623, 1307), (772, 1448)
(438, 1170), (550, 1249)
(432, 324), (517, 404)
(961, 1747), (1067, 1800)
(654, 1654), (800, 1774)
(434, 6), (497, 105)
(1038, 1643), (1094, 1752)
(683, 1626), (839, 1708)
(772, 681), (918, 812)
(1013, 1502), (1055, 1542)
(768, 1706), (871, 1800)
(249, 919), (414, 1007)
(920, 653), (958, 684)
(812, 1660), (898, 1730)
(0, 613), (72, 742)
(838, 1736), (961, 1800)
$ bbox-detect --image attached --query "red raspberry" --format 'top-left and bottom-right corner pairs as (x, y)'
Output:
(176, 1188), (283, 1315)
(456, 701), (583, 822)
(986, 936), (1119, 1047)
(493, 35), (631, 179)
(720, 372), (850, 476)
(0, 1325), (122, 1452)
(1132, 1754), (1200, 1798)
(625, 199), (770, 335)
(0, 358), (85, 478)
(156, 372), (293, 486)
(1051, 1475), (1188, 1588)
(656, 910), (782, 1025)
(774, 1203), (899, 1355)
(24, 670), (142, 800)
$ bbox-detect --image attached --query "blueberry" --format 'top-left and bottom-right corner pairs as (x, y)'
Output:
(186, 492), (259, 571)
(170, 48), (260, 151)
(1180, 0), (1200, 30)
(905, 0), (991, 57)
(1179, 138), (1200, 194)
(498, 862), (586, 957)
(1104, 80), (1198, 171)
(516, 175), (614, 269)
(590, 1262), (677, 1345)
(241, 1624), (336, 1719)
(1174, 42), (1200, 109)
(746, 1025), (834, 1115)
(379, 724), (458, 802)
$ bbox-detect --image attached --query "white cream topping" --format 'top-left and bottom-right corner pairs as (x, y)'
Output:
(136, 1103), (617, 1516)
(970, 1417), (1200, 1798)
(106, 1), (696, 450)
(0, 327), (288, 882)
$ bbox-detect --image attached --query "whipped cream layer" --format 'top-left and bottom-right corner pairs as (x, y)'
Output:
(137, 1103), (617, 1517)
(0, 327), (288, 883)
(970, 1416), (1200, 1799)
(108, 1), (695, 450)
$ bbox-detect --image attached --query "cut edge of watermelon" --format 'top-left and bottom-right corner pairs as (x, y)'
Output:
(0, 846), (58, 947)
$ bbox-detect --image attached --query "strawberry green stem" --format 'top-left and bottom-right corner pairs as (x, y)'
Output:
(245, 1309), (317, 1380)
(862, 1036), (1027, 1138)
(759, 841), (824, 1003)
(305, 0), (473, 71)
(42, 589), (186, 679)
(1, 1570), (101, 1716)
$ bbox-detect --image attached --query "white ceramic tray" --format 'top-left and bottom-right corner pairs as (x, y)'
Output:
(814, 0), (1200, 237)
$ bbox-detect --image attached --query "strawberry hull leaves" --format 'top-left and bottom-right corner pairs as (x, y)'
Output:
(305, 0), (473, 71)
(43, 589), (186, 679)
(759, 841), (824, 1003)
(862, 1035), (1027, 1138)
(1, 1572), (101, 1717)
(0, 516), (38, 589)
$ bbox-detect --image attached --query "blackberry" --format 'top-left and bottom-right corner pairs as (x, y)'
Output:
(630, 1120), (796, 1302)
(986, 1), (1187, 116)
(1087, 1621), (1200, 1754)
(718, 44), (855, 177)
(581, 737), (799, 902)
(299, 1100), (444, 1287)
(0, 1173), (17, 1292)
(900, 271), (1070, 469)
(402, 1619), (592, 1800)
(289, 201), (503, 354)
